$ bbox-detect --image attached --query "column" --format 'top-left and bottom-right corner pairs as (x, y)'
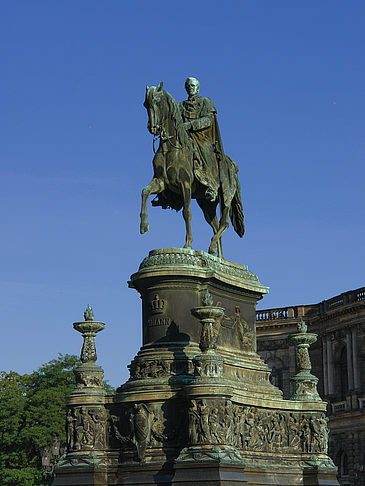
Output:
(289, 344), (296, 377)
(327, 337), (334, 395)
(347, 330), (354, 391)
(352, 327), (360, 390)
(322, 337), (328, 395)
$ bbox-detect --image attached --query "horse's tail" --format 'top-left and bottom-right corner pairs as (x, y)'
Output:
(229, 178), (245, 238)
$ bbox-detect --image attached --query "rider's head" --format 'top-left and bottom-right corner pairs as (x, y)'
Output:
(185, 77), (200, 97)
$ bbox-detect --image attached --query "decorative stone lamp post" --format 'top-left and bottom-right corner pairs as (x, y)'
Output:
(191, 290), (225, 378)
(191, 290), (225, 353)
(72, 305), (105, 395)
(177, 289), (242, 467)
(289, 319), (321, 401)
(53, 308), (108, 481)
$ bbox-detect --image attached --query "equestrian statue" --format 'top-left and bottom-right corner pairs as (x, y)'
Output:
(140, 77), (245, 259)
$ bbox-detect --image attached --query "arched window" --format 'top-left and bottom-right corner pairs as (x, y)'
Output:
(336, 450), (349, 477)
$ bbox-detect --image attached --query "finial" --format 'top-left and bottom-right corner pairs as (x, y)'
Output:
(84, 305), (94, 321)
(201, 289), (213, 307)
(297, 318), (307, 333)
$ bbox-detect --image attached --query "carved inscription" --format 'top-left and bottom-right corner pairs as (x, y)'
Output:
(147, 317), (171, 327)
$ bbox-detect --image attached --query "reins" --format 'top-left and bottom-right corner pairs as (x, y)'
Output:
(151, 104), (183, 153)
(153, 133), (183, 154)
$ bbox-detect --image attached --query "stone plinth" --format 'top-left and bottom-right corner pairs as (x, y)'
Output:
(53, 249), (339, 486)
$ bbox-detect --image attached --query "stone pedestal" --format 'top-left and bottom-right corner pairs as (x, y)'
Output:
(53, 249), (339, 486)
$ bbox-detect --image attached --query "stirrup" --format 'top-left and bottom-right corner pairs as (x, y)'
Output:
(205, 188), (217, 202)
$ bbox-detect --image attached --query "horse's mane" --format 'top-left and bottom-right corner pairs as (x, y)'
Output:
(163, 90), (193, 156)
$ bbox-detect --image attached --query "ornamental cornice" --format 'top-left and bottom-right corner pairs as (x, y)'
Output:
(133, 248), (269, 294)
(311, 302), (365, 325)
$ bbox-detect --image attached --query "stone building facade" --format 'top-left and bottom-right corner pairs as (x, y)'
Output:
(256, 286), (365, 486)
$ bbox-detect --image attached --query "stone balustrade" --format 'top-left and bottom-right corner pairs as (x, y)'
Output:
(256, 287), (365, 322)
(256, 308), (291, 321)
(355, 288), (365, 302)
(358, 397), (365, 409)
(331, 401), (348, 414)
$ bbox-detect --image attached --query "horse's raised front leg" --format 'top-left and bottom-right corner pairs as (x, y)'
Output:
(140, 177), (164, 234)
(209, 204), (229, 256)
(180, 180), (193, 249)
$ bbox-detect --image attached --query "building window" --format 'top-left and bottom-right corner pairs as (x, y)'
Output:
(336, 449), (349, 478)
(338, 347), (348, 400)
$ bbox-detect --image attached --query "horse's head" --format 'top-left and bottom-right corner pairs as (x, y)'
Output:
(144, 81), (168, 135)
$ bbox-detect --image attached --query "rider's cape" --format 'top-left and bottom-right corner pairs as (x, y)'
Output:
(211, 109), (241, 208)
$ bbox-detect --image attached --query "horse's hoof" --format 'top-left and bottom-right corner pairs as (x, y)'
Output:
(140, 223), (150, 234)
(208, 244), (217, 255)
(183, 243), (192, 249)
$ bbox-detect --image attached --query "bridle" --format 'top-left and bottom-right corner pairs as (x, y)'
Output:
(149, 98), (183, 154)
(152, 132), (183, 154)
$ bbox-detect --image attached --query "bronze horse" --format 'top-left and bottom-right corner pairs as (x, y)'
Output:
(140, 81), (244, 258)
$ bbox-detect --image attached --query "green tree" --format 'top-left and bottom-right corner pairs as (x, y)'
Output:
(0, 371), (30, 484)
(0, 355), (78, 486)
(0, 354), (115, 486)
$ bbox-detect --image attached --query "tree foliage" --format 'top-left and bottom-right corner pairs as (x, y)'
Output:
(0, 355), (79, 486)
(0, 354), (115, 485)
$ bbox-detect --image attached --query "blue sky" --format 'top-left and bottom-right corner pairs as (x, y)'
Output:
(1, 1), (364, 387)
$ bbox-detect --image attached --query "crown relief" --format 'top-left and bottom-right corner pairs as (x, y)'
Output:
(150, 294), (167, 315)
